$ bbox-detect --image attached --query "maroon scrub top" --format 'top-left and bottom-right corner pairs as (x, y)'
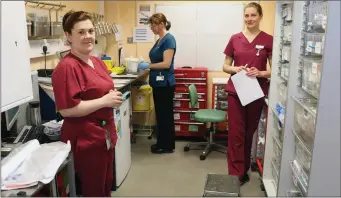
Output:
(52, 52), (117, 154)
(224, 31), (273, 96)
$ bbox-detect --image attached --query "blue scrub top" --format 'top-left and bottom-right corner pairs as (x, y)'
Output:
(149, 33), (176, 87)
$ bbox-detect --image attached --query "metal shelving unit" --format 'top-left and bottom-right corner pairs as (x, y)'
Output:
(262, 1), (340, 197)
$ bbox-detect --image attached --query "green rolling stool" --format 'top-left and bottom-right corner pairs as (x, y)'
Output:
(184, 84), (228, 160)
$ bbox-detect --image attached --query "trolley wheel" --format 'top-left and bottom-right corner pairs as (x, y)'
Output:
(200, 154), (206, 160)
(251, 162), (258, 172)
(184, 146), (190, 152)
(148, 135), (152, 139)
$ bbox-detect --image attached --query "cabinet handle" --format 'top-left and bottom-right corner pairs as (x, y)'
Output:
(177, 82), (206, 85)
(174, 110), (197, 113)
(173, 98), (205, 102)
(176, 77), (203, 80)
(175, 92), (205, 95)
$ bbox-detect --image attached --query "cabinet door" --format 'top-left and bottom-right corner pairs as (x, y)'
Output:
(1, 1), (33, 112)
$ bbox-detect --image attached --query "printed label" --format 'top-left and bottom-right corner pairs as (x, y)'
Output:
(175, 125), (181, 132)
(174, 101), (181, 107)
(174, 113), (180, 120)
(174, 94), (182, 98)
(314, 42), (322, 54)
(188, 125), (199, 132)
(306, 41), (314, 52)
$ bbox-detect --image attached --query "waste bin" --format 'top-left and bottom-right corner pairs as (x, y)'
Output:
(132, 84), (152, 112)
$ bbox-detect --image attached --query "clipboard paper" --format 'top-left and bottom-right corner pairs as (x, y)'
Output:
(231, 70), (264, 106)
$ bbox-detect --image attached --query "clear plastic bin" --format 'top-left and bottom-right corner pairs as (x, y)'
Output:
(273, 116), (283, 143)
(290, 161), (308, 195)
(278, 83), (287, 107)
(281, 46), (291, 62)
(294, 134), (312, 187)
(306, 1), (328, 33)
(302, 32), (325, 58)
(294, 99), (317, 147)
(272, 136), (282, 161)
(271, 160), (279, 186)
(301, 58), (322, 98)
(280, 63), (290, 79)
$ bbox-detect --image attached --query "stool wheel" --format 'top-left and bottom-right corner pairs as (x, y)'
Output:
(200, 154), (206, 160)
(184, 146), (190, 152)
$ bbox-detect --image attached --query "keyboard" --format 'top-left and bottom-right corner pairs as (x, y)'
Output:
(14, 125), (47, 144)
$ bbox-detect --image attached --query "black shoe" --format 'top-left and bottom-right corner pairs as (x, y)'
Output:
(151, 146), (174, 154)
(151, 144), (157, 150)
(240, 174), (250, 186)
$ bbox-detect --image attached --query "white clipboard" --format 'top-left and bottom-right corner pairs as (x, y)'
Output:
(231, 70), (264, 106)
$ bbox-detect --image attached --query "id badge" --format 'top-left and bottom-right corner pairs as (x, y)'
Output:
(156, 73), (164, 81)
(105, 131), (111, 151)
(102, 121), (111, 151)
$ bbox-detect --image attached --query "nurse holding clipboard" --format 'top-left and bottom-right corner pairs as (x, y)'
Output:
(222, 2), (273, 185)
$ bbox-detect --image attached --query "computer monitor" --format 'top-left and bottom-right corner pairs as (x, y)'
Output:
(5, 106), (20, 131)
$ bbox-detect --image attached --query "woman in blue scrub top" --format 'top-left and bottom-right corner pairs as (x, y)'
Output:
(138, 13), (177, 154)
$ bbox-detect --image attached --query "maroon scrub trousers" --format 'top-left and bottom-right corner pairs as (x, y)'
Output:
(52, 53), (117, 197)
(223, 31), (273, 181)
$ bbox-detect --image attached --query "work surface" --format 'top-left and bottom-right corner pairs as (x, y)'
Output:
(111, 70), (149, 91)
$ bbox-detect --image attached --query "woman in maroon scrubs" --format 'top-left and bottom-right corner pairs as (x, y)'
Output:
(222, 2), (273, 185)
(52, 11), (123, 197)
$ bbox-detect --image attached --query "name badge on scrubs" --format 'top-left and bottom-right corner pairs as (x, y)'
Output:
(156, 72), (164, 81)
(102, 121), (111, 151)
(256, 45), (264, 56)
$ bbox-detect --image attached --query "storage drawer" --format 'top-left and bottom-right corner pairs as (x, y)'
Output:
(293, 131), (312, 187)
(173, 99), (206, 110)
(272, 136), (282, 164)
(175, 81), (207, 88)
(302, 32), (325, 58)
(293, 98), (317, 148)
(174, 121), (206, 134)
(174, 87), (206, 100)
(174, 67), (208, 79)
(301, 58), (322, 98)
(173, 110), (196, 122)
(277, 83), (287, 107)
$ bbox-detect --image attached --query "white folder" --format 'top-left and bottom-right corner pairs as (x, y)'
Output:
(231, 70), (264, 106)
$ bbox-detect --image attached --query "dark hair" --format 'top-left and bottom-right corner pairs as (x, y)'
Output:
(244, 2), (263, 16)
(148, 13), (171, 31)
(62, 10), (93, 34)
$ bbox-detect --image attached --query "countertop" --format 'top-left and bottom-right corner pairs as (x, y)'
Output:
(111, 70), (149, 91)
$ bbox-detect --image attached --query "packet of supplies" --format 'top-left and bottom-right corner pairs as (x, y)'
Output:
(1, 140), (71, 190)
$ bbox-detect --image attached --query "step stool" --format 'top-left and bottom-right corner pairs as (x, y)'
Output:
(203, 173), (240, 197)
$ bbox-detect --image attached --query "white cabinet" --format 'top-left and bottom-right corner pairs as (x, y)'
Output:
(114, 91), (132, 187)
(1, 1), (33, 112)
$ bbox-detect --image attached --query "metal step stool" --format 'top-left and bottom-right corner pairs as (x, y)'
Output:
(203, 173), (240, 197)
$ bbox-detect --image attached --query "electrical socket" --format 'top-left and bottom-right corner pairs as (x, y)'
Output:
(127, 37), (133, 43)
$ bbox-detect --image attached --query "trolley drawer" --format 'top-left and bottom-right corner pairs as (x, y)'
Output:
(174, 121), (206, 134)
(174, 110), (196, 122)
(173, 99), (206, 110)
(174, 67), (208, 79)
